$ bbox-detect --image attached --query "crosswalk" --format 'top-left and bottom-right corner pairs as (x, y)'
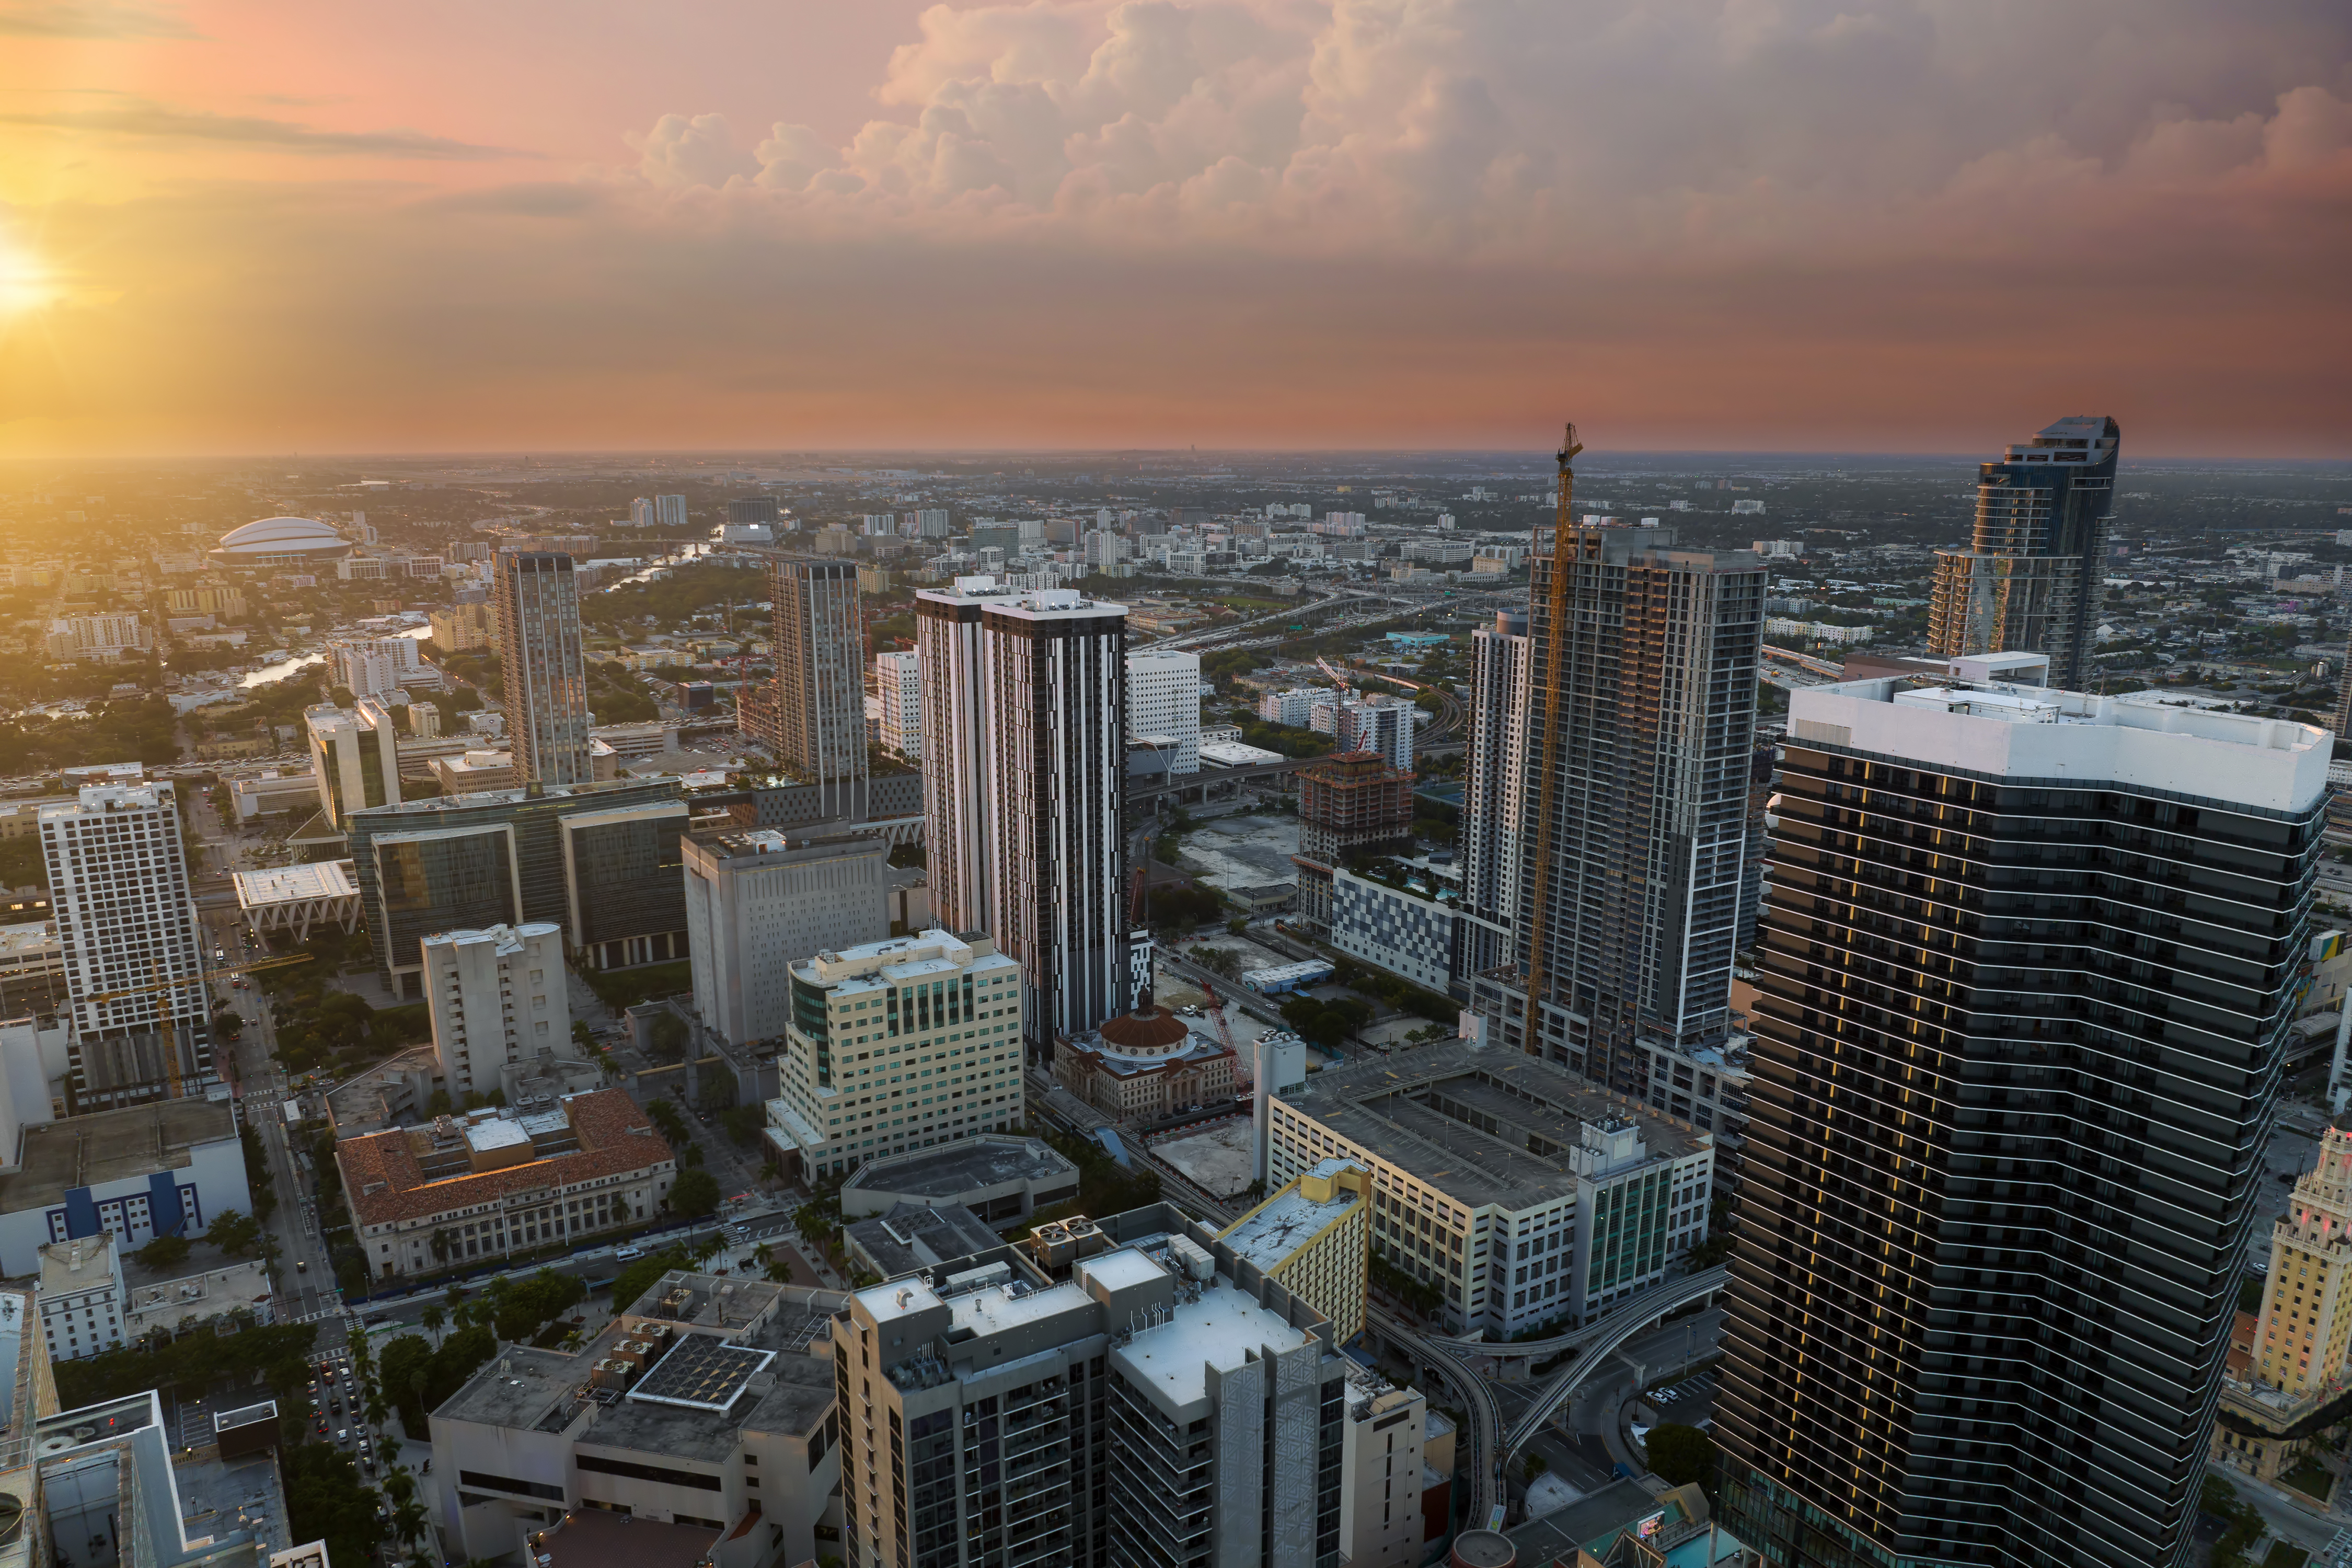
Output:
(2320, 1529), (2352, 1568)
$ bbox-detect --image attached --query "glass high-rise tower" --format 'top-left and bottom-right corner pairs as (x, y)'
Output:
(490, 550), (590, 787)
(1717, 665), (2327, 1568)
(1927, 416), (2121, 689)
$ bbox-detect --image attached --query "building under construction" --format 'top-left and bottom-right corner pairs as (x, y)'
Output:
(1290, 751), (1415, 925)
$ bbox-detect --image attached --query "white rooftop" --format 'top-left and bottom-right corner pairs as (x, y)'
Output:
(464, 1117), (530, 1152)
(1075, 1246), (1169, 1295)
(233, 860), (359, 908)
(1220, 1158), (1364, 1271)
(1110, 1274), (1311, 1411)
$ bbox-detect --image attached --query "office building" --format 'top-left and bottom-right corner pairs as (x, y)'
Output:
(491, 550), (592, 787)
(1715, 667), (2326, 1568)
(0, 1098), (246, 1273)
(38, 1231), (273, 1361)
(1926, 415), (2121, 688)
(1053, 997), (1237, 1121)
(871, 649), (921, 760)
(764, 929), (1025, 1183)
(1268, 1041), (1714, 1338)
(305, 700), (402, 829)
(1471, 517), (1763, 1116)
(1125, 647), (1202, 774)
(2213, 1123), (2352, 1485)
(765, 555), (868, 819)
(1290, 751), (1414, 926)
(1217, 1156), (1371, 1344)
(725, 497), (779, 531)
(916, 580), (1131, 1050)
(41, 783), (214, 1106)
(343, 777), (688, 996)
(682, 828), (890, 1048)
(337, 1091), (676, 1280)
(421, 923), (572, 1102)
(429, 1270), (843, 1568)
(836, 1203), (1344, 1568)
(1460, 608), (1530, 977)
(328, 633), (435, 699)
(428, 601), (493, 652)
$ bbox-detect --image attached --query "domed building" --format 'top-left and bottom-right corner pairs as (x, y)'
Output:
(210, 515), (353, 567)
(1054, 992), (1237, 1120)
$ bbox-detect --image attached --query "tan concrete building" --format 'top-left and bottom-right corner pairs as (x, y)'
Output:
(1053, 1000), (1237, 1121)
(1217, 1156), (1371, 1344)
(2213, 1121), (2352, 1484)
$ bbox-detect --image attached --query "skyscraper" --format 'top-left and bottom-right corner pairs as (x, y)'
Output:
(490, 550), (590, 787)
(653, 493), (688, 529)
(1472, 447), (1764, 1118)
(765, 555), (868, 818)
(1927, 415), (2122, 688)
(917, 579), (1130, 1052)
(41, 782), (212, 1106)
(1716, 664), (2326, 1568)
(1460, 608), (1529, 979)
(306, 698), (402, 827)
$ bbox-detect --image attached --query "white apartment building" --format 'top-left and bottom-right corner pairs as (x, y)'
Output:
(682, 829), (890, 1049)
(1259, 686), (1319, 727)
(871, 649), (921, 759)
(45, 614), (150, 661)
(1268, 1042), (1714, 1338)
(38, 1235), (123, 1358)
(421, 923), (571, 1101)
(654, 494), (688, 529)
(38, 1232), (274, 1360)
(764, 929), (1025, 1183)
(1125, 647), (1202, 774)
(330, 633), (437, 698)
(40, 782), (213, 1104)
(1315, 695), (1417, 769)
(1460, 609), (1529, 977)
(1082, 529), (1126, 570)
(915, 580), (1131, 1051)
(629, 497), (658, 527)
(305, 700), (402, 828)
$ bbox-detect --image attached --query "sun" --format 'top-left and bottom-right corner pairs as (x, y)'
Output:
(0, 233), (56, 316)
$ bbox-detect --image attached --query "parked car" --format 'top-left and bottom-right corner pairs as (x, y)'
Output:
(614, 1246), (644, 1261)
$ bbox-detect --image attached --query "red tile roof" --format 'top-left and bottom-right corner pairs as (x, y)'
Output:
(337, 1089), (674, 1230)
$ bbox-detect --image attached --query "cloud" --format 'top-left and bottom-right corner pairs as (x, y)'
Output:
(0, 100), (528, 159)
(0, 0), (195, 38)
(626, 113), (757, 189)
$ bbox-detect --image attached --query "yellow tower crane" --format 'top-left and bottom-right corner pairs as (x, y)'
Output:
(84, 952), (314, 1100)
(1520, 421), (1582, 1029)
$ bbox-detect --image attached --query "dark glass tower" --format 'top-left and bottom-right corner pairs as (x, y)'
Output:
(490, 549), (590, 786)
(1716, 670), (2328, 1568)
(1927, 416), (2121, 688)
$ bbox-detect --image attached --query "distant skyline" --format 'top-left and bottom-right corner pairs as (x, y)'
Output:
(3, 1), (2349, 459)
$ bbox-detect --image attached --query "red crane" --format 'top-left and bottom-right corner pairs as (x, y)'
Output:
(1202, 978), (1248, 1092)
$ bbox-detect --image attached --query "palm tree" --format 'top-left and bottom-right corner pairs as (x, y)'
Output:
(420, 1304), (444, 1340)
(392, 1500), (428, 1550)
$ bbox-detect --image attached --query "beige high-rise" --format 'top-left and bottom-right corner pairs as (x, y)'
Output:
(2251, 1124), (2352, 1394)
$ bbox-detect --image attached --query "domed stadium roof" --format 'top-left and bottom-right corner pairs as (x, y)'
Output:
(212, 516), (351, 558)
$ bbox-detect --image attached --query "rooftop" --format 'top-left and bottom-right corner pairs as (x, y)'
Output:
(230, 860), (357, 908)
(629, 1333), (775, 1412)
(1108, 1269), (1312, 1412)
(0, 1099), (237, 1209)
(845, 1203), (1000, 1279)
(1276, 1043), (1705, 1213)
(1219, 1158), (1365, 1271)
(842, 1135), (1077, 1203)
(334, 1089), (672, 1229)
(342, 774), (683, 826)
(792, 927), (1016, 997)
(536, 1509), (719, 1568)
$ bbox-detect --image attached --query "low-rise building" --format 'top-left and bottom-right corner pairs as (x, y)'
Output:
(842, 1202), (1000, 1281)
(38, 1232), (274, 1359)
(227, 770), (323, 823)
(336, 1091), (676, 1281)
(0, 923), (65, 1018)
(0, 1099), (249, 1275)
(1053, 999), (1237, 1121)
(764, 930), (1025, 1184)
(835, 1135), (1079, 1224)
(1269, 1042), (1714, 1338)
(430, 1270), (844, 1568)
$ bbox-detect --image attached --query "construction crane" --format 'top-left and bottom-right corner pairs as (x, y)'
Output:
(1200, 978), (1247, 1091)
(85, 952), (314, 1100)
(1520, 421), (1583, 1024)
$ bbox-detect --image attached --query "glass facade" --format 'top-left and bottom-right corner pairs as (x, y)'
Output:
(1717, 742), (2321, 1568)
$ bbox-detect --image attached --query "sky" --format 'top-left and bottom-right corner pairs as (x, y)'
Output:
(1, 0), (2349, 459)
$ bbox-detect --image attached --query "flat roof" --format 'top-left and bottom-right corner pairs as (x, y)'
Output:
(1220, 1158), (1364, 1271)
(846, 1203), (1000, 1280)
(0, 1099), (237, 1208)
(629, 1333), (775, 1412)
(843, 1135), (1077, 1202)
(1275, 1042), (1704, 1214)
(1109, 1274), (1310, 1412)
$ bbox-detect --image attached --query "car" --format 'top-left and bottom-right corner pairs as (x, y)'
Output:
(614, 1246), (644, 1261)
(295, 1260), (306, 1272)
(336, 1429), (348, 1444)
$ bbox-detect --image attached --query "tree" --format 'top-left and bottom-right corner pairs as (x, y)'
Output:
(420, 1305), (444, 1339)
(1645, 1423), (1717, 1493)
(667, 1168), (722, 1218)
(678, 1144), (705, 1168)
(648, 1010), (691, 1062)
(212, 1009), (245, 1040)
(135, 1233), (192, 1269)
(609, 1246), (689, 1315)
(492, 1269), (585, 1343)
(204, 1209), (263, 1258)
(282, 1442), (389, 1568)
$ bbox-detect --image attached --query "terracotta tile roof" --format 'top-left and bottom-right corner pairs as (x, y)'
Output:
(337, 1088), (674, 1231)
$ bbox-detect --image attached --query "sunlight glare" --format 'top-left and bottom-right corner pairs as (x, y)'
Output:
(0, 233), (56, 316)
